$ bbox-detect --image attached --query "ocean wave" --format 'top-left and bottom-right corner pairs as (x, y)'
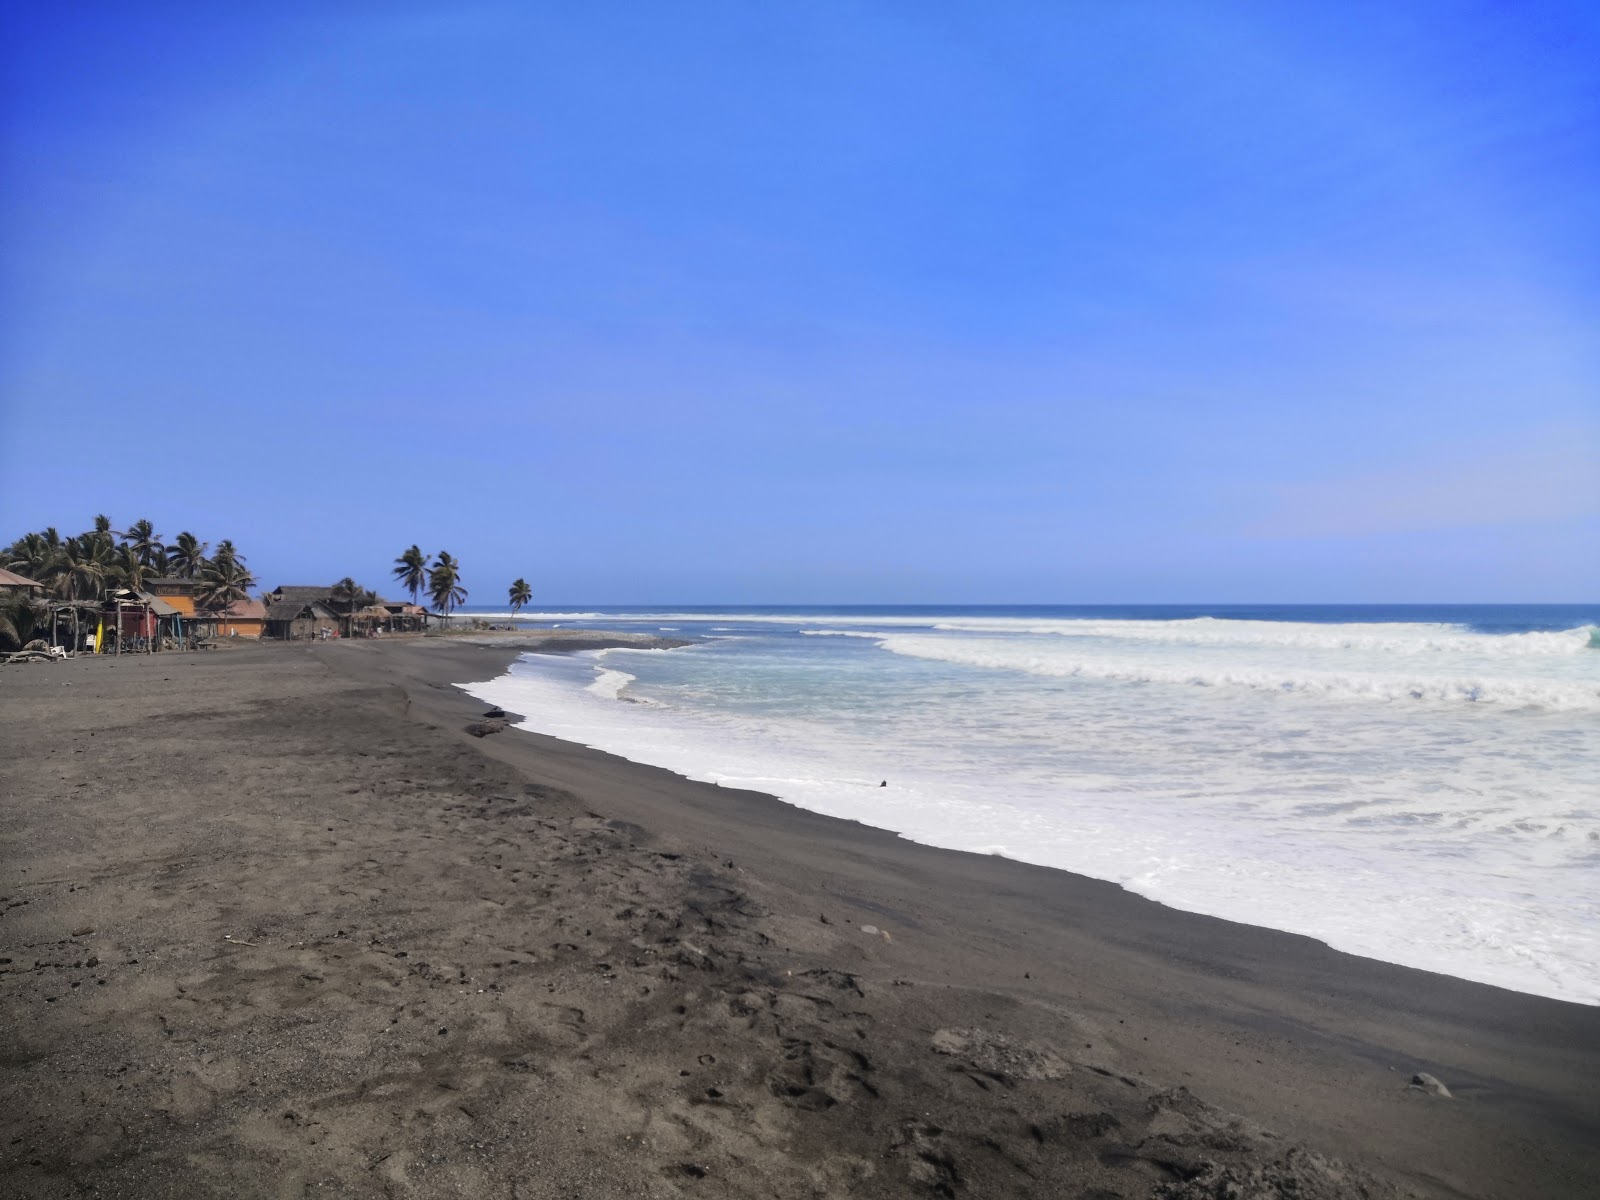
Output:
(921, 618), (1594, 656)
(465, 610), (1595, 656)
(876, 635), (1600, 710)
(587, 668), (637, 701)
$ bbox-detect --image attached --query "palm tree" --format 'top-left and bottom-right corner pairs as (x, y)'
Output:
(60, 533), (118, 601)
(198, 557), (257, 630)
(0, 594), (47, 651)
(508, 578), (532, 616)
(392, 545), (427, 607)
(122, 518), (163, 570)
(211, 539), (243, 573)
(331, 576), (369, 638)
(5, 531), (57, 582)
(113, 543), (149, 593)
(427, 551), (467, 618)
(168, 532), (207, 578)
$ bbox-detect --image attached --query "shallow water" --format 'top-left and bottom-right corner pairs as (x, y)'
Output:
(462, 605), (1600, 1004)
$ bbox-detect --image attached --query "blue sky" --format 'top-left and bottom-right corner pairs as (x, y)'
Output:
(2, 1), (1596, 602)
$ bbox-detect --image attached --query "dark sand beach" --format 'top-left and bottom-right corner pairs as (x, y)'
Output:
(2, 638), (1597, 1198)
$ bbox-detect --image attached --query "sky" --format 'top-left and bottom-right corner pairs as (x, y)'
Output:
(2, 1), (1597, 603)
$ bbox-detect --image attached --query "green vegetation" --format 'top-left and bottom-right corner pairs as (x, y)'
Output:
(0, 594), (47, 651)
(4, 517), (252, 612)
(391, 545), (427, 606)
(427, 551), (467, 617)
(509, 578), (532, 616)
(331, 576), (379, 637)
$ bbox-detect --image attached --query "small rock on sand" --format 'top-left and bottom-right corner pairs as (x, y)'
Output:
(465, 720), (507, 738)
(1409, 1072), (1452, 1098)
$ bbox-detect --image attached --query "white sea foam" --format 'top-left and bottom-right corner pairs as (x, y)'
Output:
(472, 609), (1595, 656)
(875, 634), (1600, 711)
(463, 611), (1600, 1004)
(587, 668), (636, 701)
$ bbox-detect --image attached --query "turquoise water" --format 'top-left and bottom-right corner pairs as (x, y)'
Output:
(461, 605), (1600, 1003)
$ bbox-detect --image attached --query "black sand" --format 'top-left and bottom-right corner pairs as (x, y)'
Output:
(2, 638), (1596, 1198)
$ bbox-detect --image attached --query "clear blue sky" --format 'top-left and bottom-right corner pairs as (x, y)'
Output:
(2, 2), (1596, 602)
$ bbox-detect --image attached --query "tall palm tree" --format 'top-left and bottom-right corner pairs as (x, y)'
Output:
(60, 533), (118, 601)
(392, 545), (427, 607)
(211, 540), (243, 573)
(122, 518), (163, 569)
(427, 552), (467, 617)
(198, 557), (257, 626)
(5, 531), (56, 582)
(169, 532), (208, 579)
(508, 578), (532, 616)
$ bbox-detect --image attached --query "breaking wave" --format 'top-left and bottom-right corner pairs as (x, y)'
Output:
(874, 634), (1600, 710)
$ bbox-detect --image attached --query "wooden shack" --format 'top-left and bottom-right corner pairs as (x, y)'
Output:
(263, 586), (343, 640)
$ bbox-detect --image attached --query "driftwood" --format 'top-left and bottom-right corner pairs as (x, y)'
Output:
(3, 648), (65, 665)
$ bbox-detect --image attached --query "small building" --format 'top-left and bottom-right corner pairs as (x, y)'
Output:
(379, 599), (429, 632)
(263, 586), (344, 640)
(202, 597), (268, 640)
(0, 567), (46, 596)
(143, 576), (204, 620)
(95, 588), (160, 653)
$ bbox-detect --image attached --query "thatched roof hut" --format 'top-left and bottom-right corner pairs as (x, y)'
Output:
(0, 567), (45, 595)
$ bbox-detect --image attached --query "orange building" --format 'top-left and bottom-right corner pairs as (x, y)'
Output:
(143, 577), (201, 618)
(208, 597), (267, 639)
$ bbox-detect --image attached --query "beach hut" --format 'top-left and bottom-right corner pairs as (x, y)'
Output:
(0, 567), (46, 597)
(199, 597), (267, 640)
(263, 586), (344, 640)
(139, 592), (185, 648)
(379, 599), (428, 633)
(95, 588), (159, 654)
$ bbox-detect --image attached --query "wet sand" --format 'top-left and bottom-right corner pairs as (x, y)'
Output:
(2, 639), (1597, 1198)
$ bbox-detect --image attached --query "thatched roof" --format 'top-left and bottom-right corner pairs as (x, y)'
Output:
(265, 599), (340, 622)
(266, 585), (335, 605)
(0, 567), (45, 591)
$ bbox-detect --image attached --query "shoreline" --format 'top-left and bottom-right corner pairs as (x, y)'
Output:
(457, 633), (1595, 1007)
(347, 640), (1600, 1185)
(3, 639), (1597, 1197)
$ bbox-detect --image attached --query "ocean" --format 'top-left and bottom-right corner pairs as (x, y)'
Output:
(458, 604), (1600, 1005)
